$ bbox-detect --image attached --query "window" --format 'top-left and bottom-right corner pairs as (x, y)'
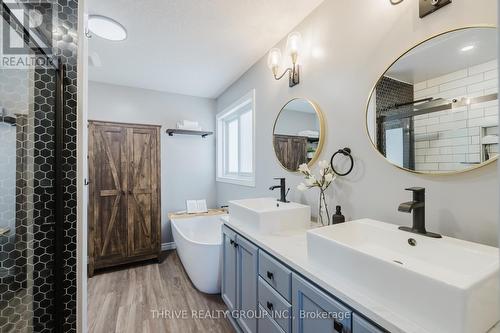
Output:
(216, 90), (255, 187)
(386, 127), (404, 167)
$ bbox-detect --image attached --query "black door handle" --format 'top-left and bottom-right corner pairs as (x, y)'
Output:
(267, 271), (274, 280)
(266, 301), (273, 311)
(334, 320), (343, 332)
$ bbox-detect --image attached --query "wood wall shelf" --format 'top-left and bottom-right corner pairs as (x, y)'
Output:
(166, 129), (213, 138)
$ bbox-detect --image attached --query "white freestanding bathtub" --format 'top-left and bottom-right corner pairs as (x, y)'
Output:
(171, 214), (227, 294)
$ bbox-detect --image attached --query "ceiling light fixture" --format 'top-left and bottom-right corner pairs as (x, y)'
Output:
(88, 15), (127, 41)
(267, 32), (302, 87)
(390, 0), (404, 5)
(460, 45), (475, 52)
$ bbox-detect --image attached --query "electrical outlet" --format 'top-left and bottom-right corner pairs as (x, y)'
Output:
(419, 0), (452, 18)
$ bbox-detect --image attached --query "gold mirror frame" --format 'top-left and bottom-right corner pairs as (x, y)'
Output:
(273, 98), (326, 172)
(365, 25), (498, 175)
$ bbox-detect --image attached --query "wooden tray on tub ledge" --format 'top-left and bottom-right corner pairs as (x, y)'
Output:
(168, 208), (228, 220)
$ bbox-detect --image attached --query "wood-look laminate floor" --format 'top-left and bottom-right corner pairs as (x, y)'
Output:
(88, 251), (234, 333)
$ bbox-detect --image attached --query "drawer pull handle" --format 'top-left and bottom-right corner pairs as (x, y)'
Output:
(266, 301), (273, 311)
(334, 320), (343, 332)
(266, 271), (274, 280)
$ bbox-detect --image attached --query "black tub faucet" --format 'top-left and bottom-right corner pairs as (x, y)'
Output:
(269, 178), (289, 203)
(398, 187), (441, 238)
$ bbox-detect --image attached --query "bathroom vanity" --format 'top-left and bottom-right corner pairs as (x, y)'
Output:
(222, 223), (383, 333)
(221, 198), (500, 333)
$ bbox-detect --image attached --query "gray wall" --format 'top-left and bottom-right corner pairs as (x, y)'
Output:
(216, 0), (499, 246)
(88, 81), (216, 244)
(274, 109), (319, 136)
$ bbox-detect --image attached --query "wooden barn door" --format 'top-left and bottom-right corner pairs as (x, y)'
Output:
(126, 127), (160, 257)
(88, 123), (128, 274)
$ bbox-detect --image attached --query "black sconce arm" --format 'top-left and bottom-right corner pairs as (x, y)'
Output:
(274, 67), (292, 80)
(273, 63), (300, 87)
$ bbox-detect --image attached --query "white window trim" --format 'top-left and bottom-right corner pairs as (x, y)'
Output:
(216, 89), (256, 187)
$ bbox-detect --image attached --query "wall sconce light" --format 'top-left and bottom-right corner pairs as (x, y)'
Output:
(267, 32), (302, 87)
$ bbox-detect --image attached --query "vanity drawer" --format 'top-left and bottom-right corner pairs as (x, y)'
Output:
(258, 305), (286, 333)
(292, 273), (352, 333)
(258, 277), (291, 333)
(259, 251), (292, 301)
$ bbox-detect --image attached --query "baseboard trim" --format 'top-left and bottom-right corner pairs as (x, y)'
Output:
(161, 242), (176, 251)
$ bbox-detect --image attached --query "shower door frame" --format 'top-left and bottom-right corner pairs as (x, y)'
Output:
(1, 2), (66, 332)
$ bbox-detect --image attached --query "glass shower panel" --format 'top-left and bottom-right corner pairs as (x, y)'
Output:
(0, 12), (58, 333)
(0, 64), (36, 333)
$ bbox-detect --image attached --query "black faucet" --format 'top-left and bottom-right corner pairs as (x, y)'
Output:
(269, 178), (289, 203)
(398, 187), (441, 238)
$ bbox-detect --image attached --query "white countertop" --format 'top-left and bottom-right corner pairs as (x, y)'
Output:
(222, 216), (499, 333)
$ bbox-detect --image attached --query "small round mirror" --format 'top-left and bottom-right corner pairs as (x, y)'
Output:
(273, 98), (325, 172)
(366, 27), (498, 174)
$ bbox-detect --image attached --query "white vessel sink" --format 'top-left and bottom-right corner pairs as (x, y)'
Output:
(307, 219), (499, 333)
(228, 197), (310, 233)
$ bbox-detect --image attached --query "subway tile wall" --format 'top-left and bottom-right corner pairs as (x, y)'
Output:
(413, 59), (499, 172)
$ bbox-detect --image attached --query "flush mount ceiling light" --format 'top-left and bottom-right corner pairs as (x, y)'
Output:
(460, 45), (475, 52)
(267, 31), (302, 87)
(390, 0), (404, 4)
(88, 15), (127, 41)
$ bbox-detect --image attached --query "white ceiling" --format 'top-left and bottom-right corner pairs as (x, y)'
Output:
(386, 28), (497, 84)
(88, 0), (324, 98)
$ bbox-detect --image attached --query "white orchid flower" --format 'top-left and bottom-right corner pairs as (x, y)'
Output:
(297, 183), (307, 191)
(305, 175), (316, 186)
(325, 173), (335, 182)
(298, 163), (310, 173)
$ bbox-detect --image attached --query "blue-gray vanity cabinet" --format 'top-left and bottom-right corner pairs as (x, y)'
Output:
(223, 226), (386, 333)
(236, 235), (259, 333)
(222, 225), (238, 312)
(222, 226), (258, 333)
(292, 274), (352, 333)
(352, 314), (386, 333)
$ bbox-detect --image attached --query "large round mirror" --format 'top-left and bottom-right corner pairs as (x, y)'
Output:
(273, 98), (325, 172)
(366, 27), (498, 174)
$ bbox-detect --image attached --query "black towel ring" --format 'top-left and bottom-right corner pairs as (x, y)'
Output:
(330, 147), (354, 176)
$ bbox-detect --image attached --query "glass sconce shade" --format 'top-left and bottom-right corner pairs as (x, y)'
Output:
(286, 31), (302, 62)
(267, 48), (282, 74)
